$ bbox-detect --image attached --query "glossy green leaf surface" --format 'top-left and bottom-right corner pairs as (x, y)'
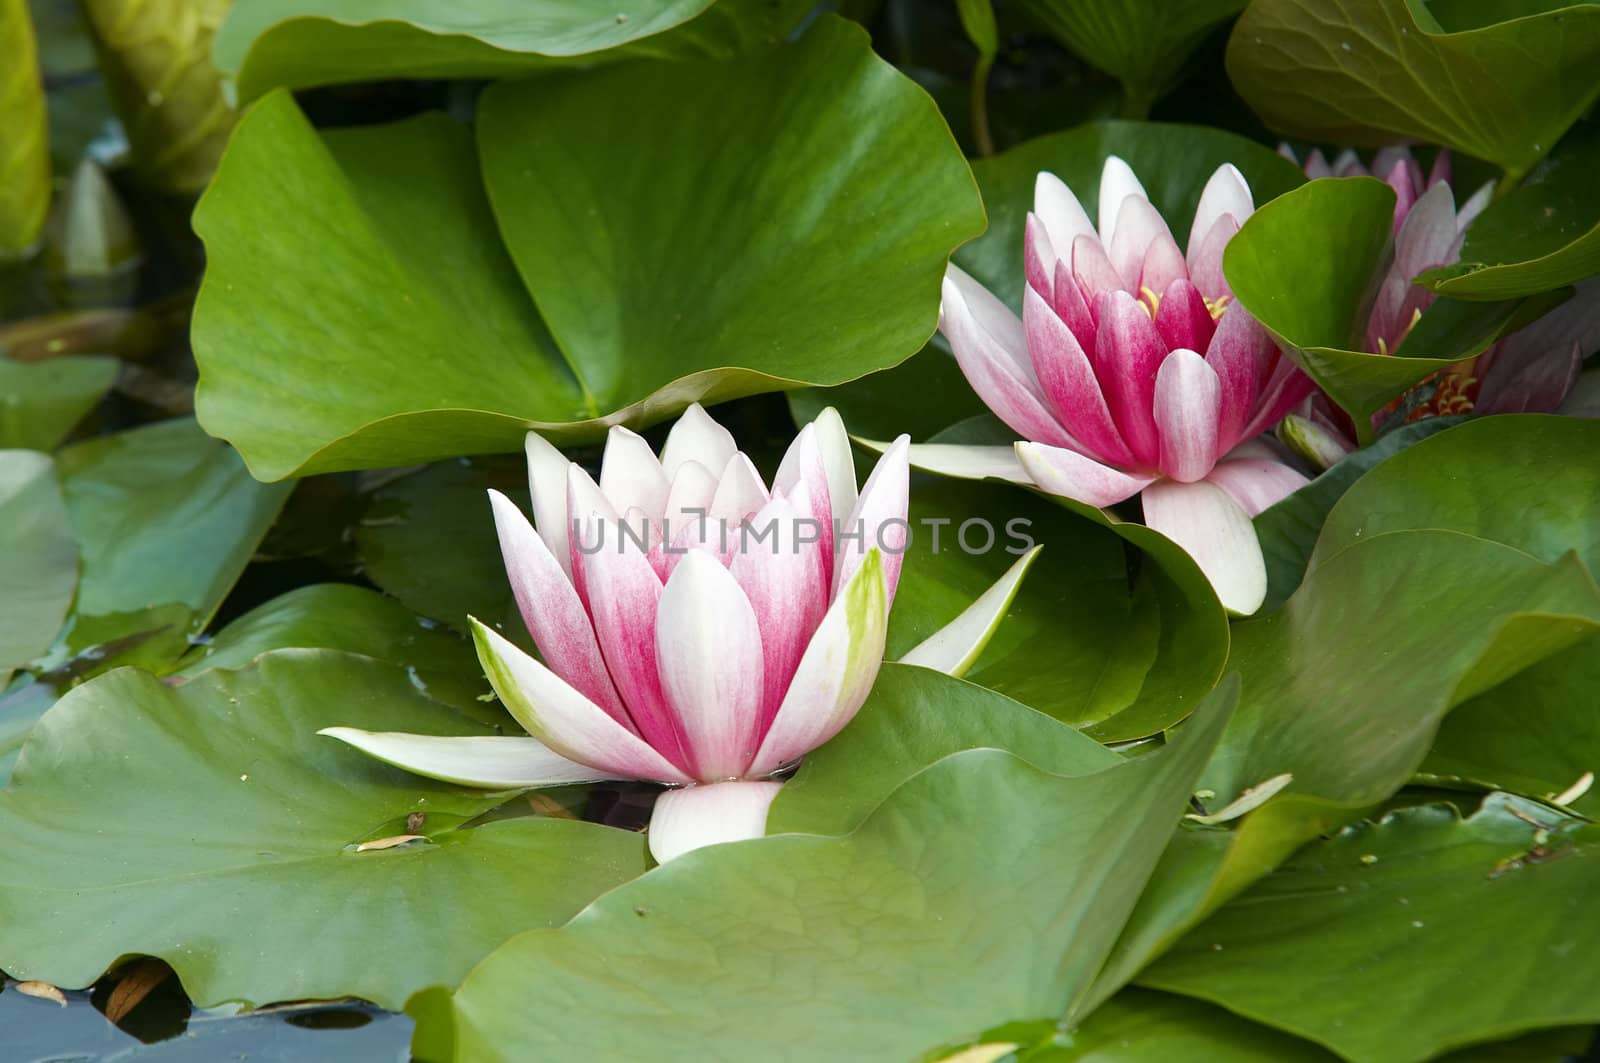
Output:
(174, 583), (490, 716)
(1225, 0), (1600, 178)
(1011, 0), (1246, 112)
(0, 451), (76, 683)
(215, 0), (810, 104)
(1142, 796), (1600, 1062)
(0, 355), (118, 450)
(194, 20), (983, 480)
(0, 650), (647, 1011)
(412, 682), (1236, 1061)
(959, 121), (1305, 309)
(767, 663), (1119, 836)
(1419, 121), (1600, 298)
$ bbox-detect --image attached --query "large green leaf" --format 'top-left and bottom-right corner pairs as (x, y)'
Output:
(1142, 796), (1600, 1062)
(215, 0), (811, 104)
(1223, 178), (1538, 431)
(0, 451), (76, 684)
(1313, 416), (1600, 578)
(1010, 0), (1246, 114)
(959, 121), (1305, 309)
(193, 19), (984, 480)
(410, 681), (1237, 1061)
(53, 417), (292, 637)
(1254, 418), (1460, 612)
(1419, 120), (1600, 299)
(1422, 637), (1600, 816)
(1225, 0), (1600, 178)
(174, 583), (490, 716)
(0, 0), (50, 259)
(0, 355), (118, 450)
(767, 663), (1120, 837)
(0, 650), (647, 1011)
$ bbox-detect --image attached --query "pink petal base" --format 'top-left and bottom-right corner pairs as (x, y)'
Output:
(647, 780), (785, 864)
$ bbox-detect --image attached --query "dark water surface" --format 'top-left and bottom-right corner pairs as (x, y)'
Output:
(0, 980), (412, 1062)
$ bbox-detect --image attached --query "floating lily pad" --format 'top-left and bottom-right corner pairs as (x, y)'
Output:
(408, 679), (1236, 1060)
(0, 355), (118, 450)
(1142, 796), (1600, 1062)
(0, 451), (76, 684)
(193, 18), (984, 480)
(1225, 0), (1600, 178)
(0, 650), (647, 1011)
(215, 0), (811, 104)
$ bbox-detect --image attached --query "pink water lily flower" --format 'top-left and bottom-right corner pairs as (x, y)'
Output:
(1282, 147), (1600, 464)
(321, 405), (1032, 864)
(908, 156), (1313, 615)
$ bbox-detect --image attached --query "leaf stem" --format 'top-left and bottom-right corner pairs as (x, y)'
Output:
(971, 53), (995, 158)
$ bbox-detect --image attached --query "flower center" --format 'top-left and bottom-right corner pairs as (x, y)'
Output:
(1135, 287), (1232, 322)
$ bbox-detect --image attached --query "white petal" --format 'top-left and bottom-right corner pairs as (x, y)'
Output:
(1153, 348), (1224, 483)
(524, 431), (574, 577)
(1140, 478), (1267, 616)
(471, 618), (693, 784)
(660, 402), (738, 480)
(1187, 163), (1254, 254)
(1205, 459), (1310, 517)
(317, 729), (617, 788)
(901, 442), (1034, 483)
(655, 550), (767, 780)
(1014, 441), (1155, 507)
(1034, 171), (1096, 263)
(599, 426), (670, 524)
(647, 780), (784, 864)
(897, 546), (1042, 677)
(835, 435), (910, 605)
(809, 406), (859, 531)
(1098, 155), (1150, 249)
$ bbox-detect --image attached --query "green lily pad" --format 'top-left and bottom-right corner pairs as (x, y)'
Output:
(768, 663), (1120, 836)
(1422, 637), (1600, 817)
(959, 121), (1305, 309)
(1009, 0), (1246, 114)
(1225, 0), (1600, 179)
(174, 583), (491, 717)
(408, 679), (1236, 1060)
(52, 417), (292, 649)
(1141, 795), (1600, 1062)
(0, 451), (77, 684)
(193, 18), (984, 480)
(0, 355), (118, 450)
(1419, 120), (1600, 299)
(215, 0), (811, 104)
(1254, 418), (1460, 612)
(0, 649), (647, 1011)
(1223, 178), (1544, 431)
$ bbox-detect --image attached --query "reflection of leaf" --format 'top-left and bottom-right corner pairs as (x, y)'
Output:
(1225, 0), (1600, 178)
(80, 0), (235, 191)
(215, 0), (812, 104)
(194, 19), (984, 479)
(1011, 0), (1246, 112)
(411, 681), (1236, 1059)
(0, 0), (50, 258)
(1420, 121), (1600, 299)
(0, 355), (118, 449)
(0, 452), (77, 684)
(1143, 796), (1600, 1062)
(0, 650), (648, 1011)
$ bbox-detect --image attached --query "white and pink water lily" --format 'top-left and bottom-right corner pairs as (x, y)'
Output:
(1282, 146), (1600, 464)
(322, 405), (1035, 864)
(905, 157), (1313, 615)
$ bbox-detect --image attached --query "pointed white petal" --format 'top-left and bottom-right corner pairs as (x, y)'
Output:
(809, 406), (859, 532)
(1205, 459), (1310, 517)
(471, 618), (693, 784)
(899, 442), (1034, 484)
(1014, 441), (1155, 507)
(1098, 155), (1150, 248)
(524, 431), (574, 578)
(600, 426), (670, 524)
(317, 728), (618, 788)
(660, 402), (738, 479)
(1187, 163), (1254, 254)
(647, 780), (784, 863)
(1034, 170), (1096, 262)
(656, 549), (767, 780)
(835, 435), (909, 604)
(1141, 478), (1267, 616)
(897, 546), (1042, 677)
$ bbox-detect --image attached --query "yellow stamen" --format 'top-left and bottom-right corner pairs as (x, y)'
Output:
(1204, 294), (1232, 322)
(1138, 285), (1162, 319)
